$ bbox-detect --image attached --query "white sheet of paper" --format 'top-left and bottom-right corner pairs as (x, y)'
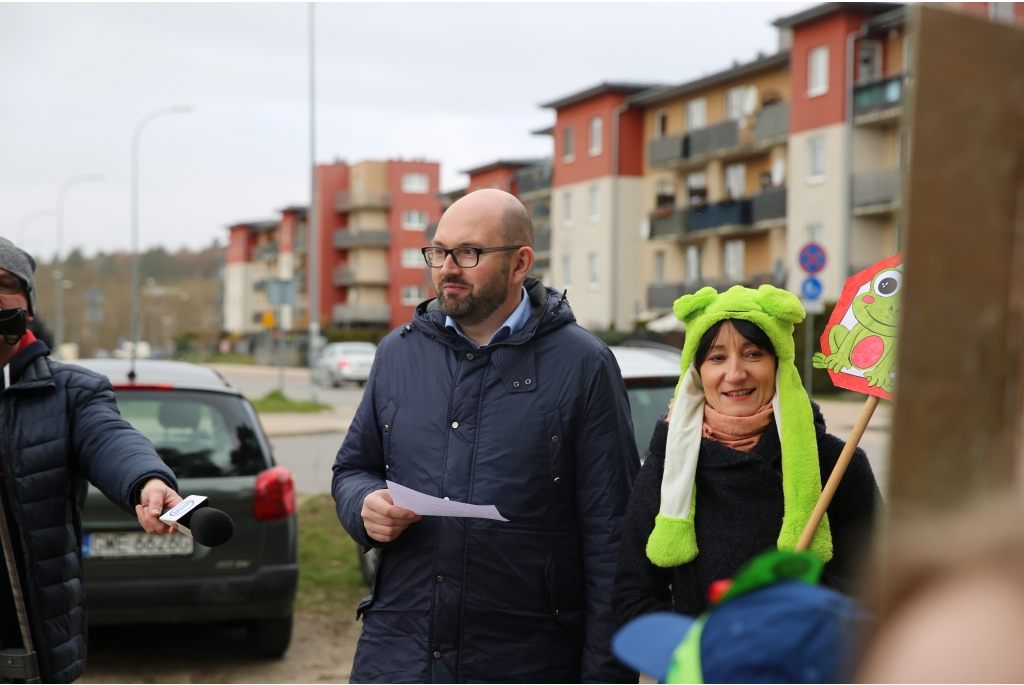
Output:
(386, 480), (509, 521)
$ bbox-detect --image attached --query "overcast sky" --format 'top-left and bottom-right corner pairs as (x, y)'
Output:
(0, 1), (812, 258)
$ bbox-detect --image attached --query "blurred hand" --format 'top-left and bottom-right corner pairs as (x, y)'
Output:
(362, 489), (421, 542)
(135, 478), (184, 534)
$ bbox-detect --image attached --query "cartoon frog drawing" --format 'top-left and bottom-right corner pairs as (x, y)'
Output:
(812, 267), (902, 392)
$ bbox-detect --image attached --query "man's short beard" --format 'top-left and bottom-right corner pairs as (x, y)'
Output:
(436, 258), (511, 327)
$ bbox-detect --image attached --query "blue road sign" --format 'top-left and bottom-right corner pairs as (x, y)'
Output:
(799, 243), (827, 274)
(801, 276), (823, 300)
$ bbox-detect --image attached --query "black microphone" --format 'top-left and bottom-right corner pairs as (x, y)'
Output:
(159, 495), (234, 547)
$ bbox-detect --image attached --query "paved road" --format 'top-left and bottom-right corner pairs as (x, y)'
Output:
(270, 432), (347, 494)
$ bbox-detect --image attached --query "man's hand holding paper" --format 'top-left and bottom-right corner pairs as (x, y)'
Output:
(362, 488), (422, 542)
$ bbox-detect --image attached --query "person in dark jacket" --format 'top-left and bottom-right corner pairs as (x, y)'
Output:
(613, 285), (880, 625)
(332, 189), (640, 683)
(0, 238), (181, 683)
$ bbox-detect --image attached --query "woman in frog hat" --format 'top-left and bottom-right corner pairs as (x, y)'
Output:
(613, 284), (881, 623)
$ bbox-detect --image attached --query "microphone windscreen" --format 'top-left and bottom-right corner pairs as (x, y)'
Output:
(189, 507), (234, 547)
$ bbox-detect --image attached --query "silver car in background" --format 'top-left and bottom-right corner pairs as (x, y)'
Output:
(317, 342), (377, 387)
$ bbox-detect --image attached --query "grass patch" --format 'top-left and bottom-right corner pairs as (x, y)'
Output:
(296, 494), (368, 614)
(251, 389), (331, 413)
(184, 352), (256, 365)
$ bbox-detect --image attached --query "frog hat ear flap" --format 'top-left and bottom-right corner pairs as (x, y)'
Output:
(646, 285), (834, 568)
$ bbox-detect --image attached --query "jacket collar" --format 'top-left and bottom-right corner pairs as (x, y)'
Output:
(6, 342), (54, 392)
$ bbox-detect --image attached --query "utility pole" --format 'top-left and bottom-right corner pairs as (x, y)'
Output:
(307, 2), (320, 402)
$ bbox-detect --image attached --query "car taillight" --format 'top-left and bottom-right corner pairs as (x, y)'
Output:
(338, 359), (350, 369)
(253, 466), (295, 522)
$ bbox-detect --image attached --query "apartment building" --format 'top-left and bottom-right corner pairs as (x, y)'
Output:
(544, 83), (655, 330)
(635, 52), (792, 315)
(224, 158), (441, 337)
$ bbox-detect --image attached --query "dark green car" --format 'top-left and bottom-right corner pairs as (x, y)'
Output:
(73, 359), (298, 658)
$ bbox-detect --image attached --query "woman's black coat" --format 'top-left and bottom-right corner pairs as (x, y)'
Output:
(613, 402), (881, 624)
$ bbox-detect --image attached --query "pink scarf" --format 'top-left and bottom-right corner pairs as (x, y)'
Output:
(701, 402), (774, 453)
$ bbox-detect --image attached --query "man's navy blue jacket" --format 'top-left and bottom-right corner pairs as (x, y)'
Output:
(333, 278), (640, 683)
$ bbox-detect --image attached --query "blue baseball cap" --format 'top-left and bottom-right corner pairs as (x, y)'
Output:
(613, 581), (870, 683)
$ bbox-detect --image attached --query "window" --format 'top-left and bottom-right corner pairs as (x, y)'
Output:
(685, 245), (701, 284)
(687, 172), (707, 206)
(724, 240), (745, 283)
(589, 117), (603, 155)
(808, 136), (826, 181)
(589, 253), (600, 289)
(402, 173), (429, 194)
(686, 98), (707, 132)
(771, 157), (786, 187)
(563, 126), (575, 161)
(807, 223), (824, 244)
(808, 46), (829, 97)
(725, 163), (746, 199)
(401, 248), (423, 268)
(858, 40), (882, 83)
(563, 191), (573, 226)
(655, 109), (668, 138)
(655, 179), (675, 207)
(725, 87), (746, 121)
(563, 256), (573, 289)
(589, 186), (600, 222)
(401, 286), (426, 305)
(401, 210), (428, 230)
(654, 251), (665, 285)
(990, 2), (1015, 23)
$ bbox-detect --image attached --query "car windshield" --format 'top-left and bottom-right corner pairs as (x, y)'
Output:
(627, 384), (677, 458)
(339, 344), (375, 355)
(114, 390), (267, 478)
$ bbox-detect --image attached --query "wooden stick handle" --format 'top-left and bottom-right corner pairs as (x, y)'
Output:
(795, 394), (880, 552)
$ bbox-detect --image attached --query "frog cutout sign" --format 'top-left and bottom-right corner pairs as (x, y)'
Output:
(812, 253), (902, 401)
(794, 253), (901, 555)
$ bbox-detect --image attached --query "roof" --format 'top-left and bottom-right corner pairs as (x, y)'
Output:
(460, 158), (547, 176)
(228, 219), (278, 233)
(71, 359), (241, 395)
(863, 5), (906, 32)
(630, 52), (790, 107)
(540, 82), (662, 110)
(531, 125), (554, 136)
(772, 2), (901, 28)
(277, 205), (308, 216)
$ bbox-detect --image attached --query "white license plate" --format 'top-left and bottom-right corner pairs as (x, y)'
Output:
(83, 532), (194, 558)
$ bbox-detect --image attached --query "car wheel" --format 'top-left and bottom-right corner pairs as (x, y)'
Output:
(246, 614), (293, 659)
(331, 373), (341, 388)
(358, 545), (380, 586)
(358, 380), (367, 388)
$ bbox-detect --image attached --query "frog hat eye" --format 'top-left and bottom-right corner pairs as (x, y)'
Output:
(873, 270), (902, 298)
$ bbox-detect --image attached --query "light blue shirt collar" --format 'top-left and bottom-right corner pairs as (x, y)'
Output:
(445, 286), (531, 349)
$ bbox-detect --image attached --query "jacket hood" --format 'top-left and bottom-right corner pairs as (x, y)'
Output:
(412, 275), (575, 348)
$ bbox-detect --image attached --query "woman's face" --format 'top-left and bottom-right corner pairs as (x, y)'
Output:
(699, 321), (777, 417)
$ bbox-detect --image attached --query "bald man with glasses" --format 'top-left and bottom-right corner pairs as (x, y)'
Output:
(333, 189), (640, 683)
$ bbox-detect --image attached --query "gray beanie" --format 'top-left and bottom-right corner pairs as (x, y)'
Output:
(0, 237), (37, 315)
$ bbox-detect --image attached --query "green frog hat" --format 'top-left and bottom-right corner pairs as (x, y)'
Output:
(646, 285), (833, 568)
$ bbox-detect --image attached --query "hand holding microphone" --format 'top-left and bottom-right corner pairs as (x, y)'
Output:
(158, 494), (235, 547)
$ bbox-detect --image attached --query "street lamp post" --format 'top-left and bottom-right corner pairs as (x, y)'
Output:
(307, 2), (320, 402)
(129, 105), (191, 380)
(15, 209), (55, 248)
(55, 173), (102, 350)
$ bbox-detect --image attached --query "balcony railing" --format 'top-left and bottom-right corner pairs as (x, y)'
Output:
(334, 228), (391, 249)
(335, 189), (392, 213)
(648, 135), (687, 167)
(332, 304), (391, 325)
(252, 243), (279, 261)
(853, 74), (905, 119)
(649, 207), (688, 240)
(648, 273), (785, 310)
(534, 227), (551, 254)
(853, 169), (900, 207)
(332, 265), (390, 287)
(751, 187), (787, 223)
(755, 102), (789, 142)
(689, 199), (751, 231)
(515, 161), (552, 196)
(689, 120), (739, 157)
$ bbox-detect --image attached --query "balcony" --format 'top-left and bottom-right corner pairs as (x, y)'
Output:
(754, 102), (789, 143)
(648, 135), (687, 167)
(332, 304), (391, 326)
(516, 161), (552, 197)
(333, 228), (391, 249)
(252, 243), (279, 261)
(534, 227), (551, 254)
(335, 189), (391, 213)
(648, 207), (688, 240)
(751, 187), (787, 223)
(648, 273), (785, 310)
(853, 74), (905, 124)
(332, 264), (390, 287)
(689, 199), (751, 231)
(689, 120), (739, 157)
(853, 169), (900, 213)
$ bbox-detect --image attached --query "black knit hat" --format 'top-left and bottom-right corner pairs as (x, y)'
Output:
(0, 237), (37, 315)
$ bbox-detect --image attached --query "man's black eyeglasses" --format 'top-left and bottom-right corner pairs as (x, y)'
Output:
(0, 276), (24, 296)
(422, 246), (523, 269)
